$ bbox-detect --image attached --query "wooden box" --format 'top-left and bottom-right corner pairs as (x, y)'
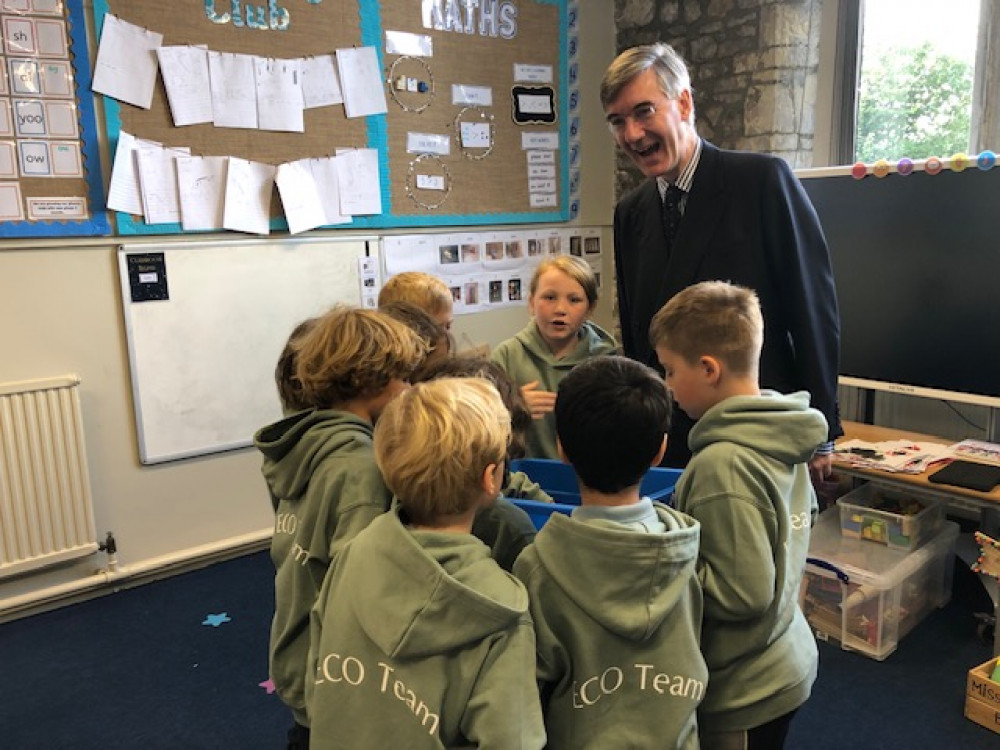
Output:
(965, 658), (1000, 735)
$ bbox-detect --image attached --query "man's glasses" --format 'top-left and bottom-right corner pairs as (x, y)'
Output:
(606, 101), (665, 134)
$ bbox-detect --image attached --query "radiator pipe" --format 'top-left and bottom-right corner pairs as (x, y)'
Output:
(98, 532), (119, 573)
(0, 528), (271, 622)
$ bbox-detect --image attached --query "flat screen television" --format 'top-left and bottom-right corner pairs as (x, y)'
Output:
(797, 164), (1000, 408)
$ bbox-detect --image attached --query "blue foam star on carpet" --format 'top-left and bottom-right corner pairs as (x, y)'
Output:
(202, 612), (231, 627)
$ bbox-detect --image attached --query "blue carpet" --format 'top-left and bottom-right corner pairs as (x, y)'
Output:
(2, 550), (1000, 748)
(0, 552), (287, 749)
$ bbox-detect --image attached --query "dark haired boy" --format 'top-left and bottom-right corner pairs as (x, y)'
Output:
(513, 355), (707, 749)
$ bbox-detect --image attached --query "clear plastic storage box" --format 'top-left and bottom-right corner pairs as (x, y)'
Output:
(801, 509), (958, 661)
(837, 483), (945, 551)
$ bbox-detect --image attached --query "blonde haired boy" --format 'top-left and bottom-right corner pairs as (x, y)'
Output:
(378, 270), (454, 330)
(650, 281), (828, 750)
(254, 305), (425, 749)
(306, 378), (546, 749)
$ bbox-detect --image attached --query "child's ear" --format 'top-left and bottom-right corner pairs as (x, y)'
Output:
(651, 435), (667, 467)
(700, 355), (722, 384)
(481, 461), (504, 498)
(556, 439), (570, 465)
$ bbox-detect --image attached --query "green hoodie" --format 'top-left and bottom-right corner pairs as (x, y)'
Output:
(306, 509), (546, 749)
(672, 390), (827, 732)
(253, 409), (392, 724)
(491, 319), (617, 459)
(513, 504), (706, 749)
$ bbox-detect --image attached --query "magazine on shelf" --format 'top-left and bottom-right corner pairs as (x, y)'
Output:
(951, 439), (1000, 467)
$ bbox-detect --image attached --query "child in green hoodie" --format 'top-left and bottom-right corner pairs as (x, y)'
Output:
(417, 354), (552, 571)
(491, 255), (617, 459)
(254, 305), (425, 750)
(651, 281), (828, 750)
(514, 356), (706, 749)
(306, 377), (546, 749)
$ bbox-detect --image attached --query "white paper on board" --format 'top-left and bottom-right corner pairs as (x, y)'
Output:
(301, 54), (343, 108)
(223, 157), (276, 235)
(336, 148), (382, 215)
(209, 51), (258, 129)
(92, 15), (162, 109)
(255, 57), (305, 132)
(276, 159), (326, 234)
(176, 155), (227, 231)
(157, 45), (213, 127)
(336, 47), (388, 119)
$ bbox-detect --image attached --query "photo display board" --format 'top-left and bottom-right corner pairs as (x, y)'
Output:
(95, 0), (568, 236)
(1, 0), (109, 237)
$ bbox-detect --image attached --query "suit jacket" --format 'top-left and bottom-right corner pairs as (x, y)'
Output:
(613, 141), (843, 464)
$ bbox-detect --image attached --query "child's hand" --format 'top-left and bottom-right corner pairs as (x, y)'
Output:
(521, 381), (557, 419)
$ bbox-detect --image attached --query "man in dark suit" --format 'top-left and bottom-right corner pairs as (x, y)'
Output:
(602, 43), (843, 478)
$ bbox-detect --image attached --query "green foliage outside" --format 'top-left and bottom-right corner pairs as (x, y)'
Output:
(856, 42), (973, 162)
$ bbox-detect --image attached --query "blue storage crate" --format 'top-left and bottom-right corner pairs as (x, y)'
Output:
(507, 458), (682, 530)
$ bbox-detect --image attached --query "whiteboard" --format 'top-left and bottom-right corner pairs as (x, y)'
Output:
(117, 237), (374, 464)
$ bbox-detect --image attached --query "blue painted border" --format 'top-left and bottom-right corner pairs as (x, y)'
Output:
(100, 0), (569, 236)
(3, 0), (111, 237)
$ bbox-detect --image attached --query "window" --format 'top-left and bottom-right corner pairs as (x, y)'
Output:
(834, 0), (998, 163)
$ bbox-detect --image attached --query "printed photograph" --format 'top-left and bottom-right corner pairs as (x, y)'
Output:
(489, 280), (503, 303)
(508, 278), (522, 301)
(485, 241), (504, 260)
(569, 236), (582, 257)
(548, 236), (561, 255)
(527, 238), (543, 256)
(584, 236), (601, 254)
(505, 240), (524, 259)
(450, 286), (462, 302)
(461, 243), (480, 262)
(439, 244), (459, 264)
(465, 282), (479, 305)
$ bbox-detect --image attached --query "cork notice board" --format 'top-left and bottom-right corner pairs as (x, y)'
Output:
(95, 0), (568, 235)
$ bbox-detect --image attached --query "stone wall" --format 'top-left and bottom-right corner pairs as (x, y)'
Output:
(613, 0), (823, 196)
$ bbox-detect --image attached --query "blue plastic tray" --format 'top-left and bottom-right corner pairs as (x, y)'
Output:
(508, 458), (681, 530)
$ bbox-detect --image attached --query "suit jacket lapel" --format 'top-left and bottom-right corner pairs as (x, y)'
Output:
(661, 141), (726, 302)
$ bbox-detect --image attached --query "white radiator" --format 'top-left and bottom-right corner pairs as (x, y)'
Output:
(0, 375), (98, 580)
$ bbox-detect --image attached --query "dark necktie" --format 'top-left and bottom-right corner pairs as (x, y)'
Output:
(662, 185), (683, 256)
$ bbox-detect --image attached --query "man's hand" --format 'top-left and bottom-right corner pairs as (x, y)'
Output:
(808, 453), (834, 483)
(521, 381), (557, 419)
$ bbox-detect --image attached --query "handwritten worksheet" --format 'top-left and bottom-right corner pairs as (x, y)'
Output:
(156, 45), (213, 127)
(208, 51), (257, 129)
(176, 155), (227, 231)
(254, 57), (304, 133)
(223, 157), (275, 235)
(276, 159), (325, 234)
(92, 14), (162, 109)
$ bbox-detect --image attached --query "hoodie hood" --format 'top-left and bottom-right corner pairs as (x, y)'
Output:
(530, 505), (700, 641)
(346, 511), (529, 659)
(515, 319), (617, 368)
(254, 409), (375, 503)
(689, 391), (828, 466)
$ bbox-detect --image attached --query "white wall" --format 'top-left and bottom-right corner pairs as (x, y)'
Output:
(0, 1), (618, 619)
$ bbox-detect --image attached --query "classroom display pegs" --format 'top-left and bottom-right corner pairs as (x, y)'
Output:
(847, 151), (999, 179)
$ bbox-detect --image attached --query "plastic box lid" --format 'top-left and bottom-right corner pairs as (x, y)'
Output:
(808, 509), (959, 590)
